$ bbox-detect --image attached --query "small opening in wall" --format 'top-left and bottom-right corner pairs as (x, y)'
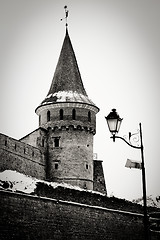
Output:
(5, 140), (7, 146)
(55, 163), (58, 170)
(24, 148), (26, 154)
(15, 144), (17, 150)
(54, 138), (60, 147)
(47, 110), (50, 122)
(72, 109), (76, 120)
(39, 115), (41, 125)
(88, 111), (91, 122)
(60, 109), (63, 120)
(42, 139), (44, 147)
(86, 164), (89, 169)
(32, 151), (34, 157)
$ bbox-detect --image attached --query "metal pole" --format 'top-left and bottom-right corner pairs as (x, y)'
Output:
(139, 123), (149, 239)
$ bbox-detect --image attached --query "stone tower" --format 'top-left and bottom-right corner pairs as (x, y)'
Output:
(35, 28), (99, 190)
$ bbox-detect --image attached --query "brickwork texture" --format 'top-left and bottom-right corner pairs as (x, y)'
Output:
(0, 190), (145, 240)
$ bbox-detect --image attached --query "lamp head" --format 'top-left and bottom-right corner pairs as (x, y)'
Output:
(105, 109), (123, 136)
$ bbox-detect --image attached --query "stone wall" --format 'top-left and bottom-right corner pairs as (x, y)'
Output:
(20, 128), (47, 149)
(0, 133), (107, 194)
(93, 160), (106, 194)
(0, 133), (46, 180)
(36, 103), (97, 133)
(0, 190), (145, 240)
(47, 127), (94, 190)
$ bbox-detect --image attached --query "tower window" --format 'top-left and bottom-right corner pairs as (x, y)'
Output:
(86, 164), (89, 169)
(47, 111), (50, 122)
(60, 109), (63, 120)
(55, 163), (58, 170)
(39, 115), (41, 125)
(42, 139), (44, 147)
(84, 183), (87, 189)
(88, 111), (91, 122)
(72, 109), (76, 120)
(54, 138), (60, 147)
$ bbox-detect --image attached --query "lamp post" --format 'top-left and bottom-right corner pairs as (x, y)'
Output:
(105, 109), (149, 240)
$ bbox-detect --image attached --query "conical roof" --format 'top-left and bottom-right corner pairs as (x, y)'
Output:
(40, 28), (98, 108)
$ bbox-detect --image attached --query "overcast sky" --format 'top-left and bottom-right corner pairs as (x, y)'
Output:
(0, 0), (160, 201)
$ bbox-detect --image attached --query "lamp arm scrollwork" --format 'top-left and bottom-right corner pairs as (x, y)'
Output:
(111, 135), (141, 149)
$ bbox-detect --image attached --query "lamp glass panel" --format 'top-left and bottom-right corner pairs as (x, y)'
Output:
(107, 118), (118, 133)
(116, 119), (122, 133)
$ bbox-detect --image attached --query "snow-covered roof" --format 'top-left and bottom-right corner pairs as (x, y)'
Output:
(41, 91), (96, 106)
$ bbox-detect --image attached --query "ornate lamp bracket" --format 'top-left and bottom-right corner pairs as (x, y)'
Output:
(111, 129), (141, 150)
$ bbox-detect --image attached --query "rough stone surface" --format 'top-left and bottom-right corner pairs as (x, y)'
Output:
(0, 190), (144, 240)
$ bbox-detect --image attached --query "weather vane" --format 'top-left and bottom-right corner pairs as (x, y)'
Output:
(61, 5), (69, 27)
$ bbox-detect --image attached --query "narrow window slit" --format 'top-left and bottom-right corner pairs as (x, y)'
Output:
(72, 109), (76, 120)
(88, 111), (91, 122)
(60, 109), (63, 120)
(55, 163), (58, 170)
(54, 138), (60, 147)
(47, 111), (50, 122)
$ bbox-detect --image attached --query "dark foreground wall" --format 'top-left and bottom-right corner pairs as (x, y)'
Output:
(0, 190), (147, 240)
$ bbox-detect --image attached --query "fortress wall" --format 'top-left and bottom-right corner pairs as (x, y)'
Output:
(0, 134), (46, 179)
(0, 190), (145, 240)
(38, 105), (96, 131)
(20, 128), (47, 149)
(47, 128), (94, 190)
(93, 160), (106, 194)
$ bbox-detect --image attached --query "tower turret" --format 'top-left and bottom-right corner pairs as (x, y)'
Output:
(35, 28), (99, 190)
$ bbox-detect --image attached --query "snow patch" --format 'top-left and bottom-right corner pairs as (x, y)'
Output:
(0, 170), (105, 196)
(0, 170), (37, 193)
(43, 90), (94, 105)
(132, 195), (160, 208)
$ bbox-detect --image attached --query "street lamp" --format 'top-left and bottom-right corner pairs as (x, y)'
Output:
(105, 109), (149, 240)
(105, 109), (123, 141)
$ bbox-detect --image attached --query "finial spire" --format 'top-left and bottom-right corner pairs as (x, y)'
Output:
(61, 5), (69, 28)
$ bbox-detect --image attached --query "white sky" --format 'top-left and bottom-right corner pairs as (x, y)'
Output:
(0, 0), (160, 201)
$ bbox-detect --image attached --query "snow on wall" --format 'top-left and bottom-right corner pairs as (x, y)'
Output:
(0, 170), (105, 196)
(1, 170), (159, 208)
